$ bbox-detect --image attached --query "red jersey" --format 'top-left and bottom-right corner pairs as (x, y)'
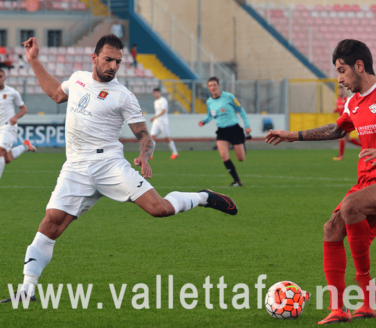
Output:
(334, 96), (347, 115)
(337, 83), (376, 184)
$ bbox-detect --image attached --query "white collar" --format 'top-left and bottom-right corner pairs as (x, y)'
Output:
(359, 82), (376, 97)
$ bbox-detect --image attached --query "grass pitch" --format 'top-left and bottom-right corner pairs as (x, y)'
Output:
(0, 147), (374, 327)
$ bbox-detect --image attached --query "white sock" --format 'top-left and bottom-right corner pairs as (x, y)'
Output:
(21, 232), (56, 296)
(152, 140), (156, 155)
(11, 145), (27, 159)
(0, 156), (4, 178)
(168, 140), (178, 155)
(164, 191), (208, 214)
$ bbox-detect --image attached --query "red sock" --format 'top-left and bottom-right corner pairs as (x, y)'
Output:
(323, 241), (346, 309)
(349, 138), (362, 147)
(339, 140), (345, 157)
(346, 220), (371, 307)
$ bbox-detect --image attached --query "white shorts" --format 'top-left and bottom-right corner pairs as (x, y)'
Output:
(150, 120), (170, 137)
(46, 157), (154, 218)
(0, 125), (17, 152)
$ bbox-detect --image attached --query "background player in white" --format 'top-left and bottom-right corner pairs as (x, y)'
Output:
(0, 35), (238, 303)
(150, 87), (178, 159)
(0, 68), (36, 179)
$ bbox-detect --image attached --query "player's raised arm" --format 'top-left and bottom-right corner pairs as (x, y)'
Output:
(265, 123), (348, 145)
(22, 37), (67, 104)
(129, 121), (153, 179)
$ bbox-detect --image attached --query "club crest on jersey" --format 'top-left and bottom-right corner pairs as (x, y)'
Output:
(3, 94), (6, 99)
(369, 104), (376, 114)
(78, 93), (90, 110)
(221, 108), (226, 113)
(98, 90), (109, 100)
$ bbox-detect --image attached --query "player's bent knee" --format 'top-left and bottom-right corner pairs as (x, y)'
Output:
(323, 212), (346, 242)
(340, 196), (360, 223)
(39, 210), (73, 239)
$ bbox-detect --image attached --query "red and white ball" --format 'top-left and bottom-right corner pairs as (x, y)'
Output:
(265, 281), (307, 319)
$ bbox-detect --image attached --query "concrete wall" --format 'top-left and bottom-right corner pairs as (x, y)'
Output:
(137, 0), (319, 80)
(0, 12), (91, 47)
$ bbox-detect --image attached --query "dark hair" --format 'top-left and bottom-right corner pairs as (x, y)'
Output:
(153, 88), (161, 92)
(207, 76), (219, 84)
(94, 34), (124, 56)
(332, 39), (375, 75)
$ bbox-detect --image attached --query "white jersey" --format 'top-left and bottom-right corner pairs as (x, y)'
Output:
(62, 71), (145, 162)
(0, 85), (24, 127)
(153, 96), (169, 124)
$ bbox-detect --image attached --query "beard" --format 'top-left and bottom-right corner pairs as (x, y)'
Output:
(350, 69), (362, 93)
(96, 66), (115, 82)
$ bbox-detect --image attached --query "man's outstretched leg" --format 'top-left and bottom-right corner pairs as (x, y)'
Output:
(340, 185), (376, 320)
(0, 209), (75, 303)
(0, 139), (37, 179)
(135, 188), (237, 217)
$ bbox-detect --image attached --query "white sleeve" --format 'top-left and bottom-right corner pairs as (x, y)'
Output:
(121, 93), (146, 124)
(13, 90), (25, 107)
(61, 72), (77, 96)
(61, 81), (69, 95)
(162, 98), (168, 110)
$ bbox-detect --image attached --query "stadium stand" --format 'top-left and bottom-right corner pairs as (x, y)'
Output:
(250, 3), (376, 76)
(0, 0), (88, 12)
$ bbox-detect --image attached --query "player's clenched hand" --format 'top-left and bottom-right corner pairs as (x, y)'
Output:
(134, 157), (152, 179)
(265, 130), (295, 145)
(22, 37), (39, 62)
(359, 149), (376, 165)
(9, 116), (18, 125)
(245, 127), (252, 135)
(198, 121), (205, 127)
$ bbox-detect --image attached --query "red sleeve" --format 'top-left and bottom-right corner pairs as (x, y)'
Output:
(336, 112), (355, 132)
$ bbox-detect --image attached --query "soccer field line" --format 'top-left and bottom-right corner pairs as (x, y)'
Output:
(152, 173), (356, 182)
(0, 184), (354, 189)
(7, 170), (356, 182)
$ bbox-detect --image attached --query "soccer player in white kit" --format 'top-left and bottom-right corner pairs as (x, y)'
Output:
(150, 88), (178, 159)
(0, 35), (238, 303)
(0, 68), (36, 179)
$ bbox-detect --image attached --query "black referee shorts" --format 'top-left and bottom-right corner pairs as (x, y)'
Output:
(216, 124), (245, 145)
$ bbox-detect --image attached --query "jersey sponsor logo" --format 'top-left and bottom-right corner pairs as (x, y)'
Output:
(3, 94), (6, 99)
(369, 104), (376, 114)
(353, 107), (359, 114)
(234, 98), (241, 107)
(137, 181), (143, 188)
(75, 80), (85, 87)
(98, 90), (109, 100)
(78, 93), (90, 110)
(70, 107), (92, 117)
(210, 109), (216, 117)
(221, 108), (226, 113)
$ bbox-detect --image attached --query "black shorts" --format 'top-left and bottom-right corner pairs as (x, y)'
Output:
(216, 124), (245, 145)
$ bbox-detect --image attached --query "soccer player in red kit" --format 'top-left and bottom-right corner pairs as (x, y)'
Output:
(333, 85), (361, 161)
(265, 39), (376, 324)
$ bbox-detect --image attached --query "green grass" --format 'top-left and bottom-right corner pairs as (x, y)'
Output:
(0, 148), (374, 327)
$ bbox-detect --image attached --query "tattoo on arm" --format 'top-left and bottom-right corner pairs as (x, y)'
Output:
(129, 122), (153, 159)
(299, 123), (347, 141)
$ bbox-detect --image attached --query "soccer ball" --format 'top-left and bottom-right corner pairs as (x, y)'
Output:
(265, 281), (307, 319)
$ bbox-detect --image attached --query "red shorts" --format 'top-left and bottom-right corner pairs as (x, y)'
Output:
(334, 179), (376, 244)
